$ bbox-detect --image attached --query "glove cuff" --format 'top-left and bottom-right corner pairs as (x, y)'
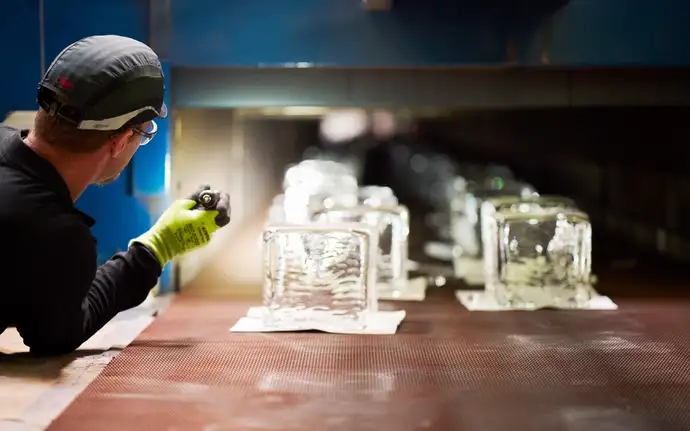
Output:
(129, 231), (171, 267)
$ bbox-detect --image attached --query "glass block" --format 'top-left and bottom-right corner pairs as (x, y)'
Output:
(283, 176), (358, 223)
(487, 208), (592, 309)
(302, 147), (363, 180)
(262, 224), (379, 329)
(481, 195), (577, 291)
(313, 205), (409, 298)
(358, 186), (398, 207)
(314, 190), (358, 213)
(265, 195), (286, 225)
(267, 204), (286, 225)
(450, 181), (539, 260)
(283, 159), (356, 190)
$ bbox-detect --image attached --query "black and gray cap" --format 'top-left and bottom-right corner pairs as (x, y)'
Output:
(37, 35), (167, 131)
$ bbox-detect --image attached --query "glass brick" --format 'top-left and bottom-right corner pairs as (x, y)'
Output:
(487, 208), (592, 309)
(262, 223), (379, 328)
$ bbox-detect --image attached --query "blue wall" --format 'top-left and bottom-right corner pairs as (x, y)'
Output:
(1, 1), (41, 113)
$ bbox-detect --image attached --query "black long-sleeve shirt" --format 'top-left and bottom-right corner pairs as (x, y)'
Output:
(0, 126), (162, 355)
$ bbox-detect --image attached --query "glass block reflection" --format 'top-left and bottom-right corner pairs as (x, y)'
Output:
(490, 209), (592, 309)
(314, 205), (409, 297)
(262, 224), (379, 328)
(450, 182), (539, 259)
(481, 196), (577, 292)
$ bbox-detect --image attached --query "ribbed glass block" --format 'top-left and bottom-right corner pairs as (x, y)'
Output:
(313, 205), (409, 298)
(481, 196), (577, 292)
(262, 224), (379, 329)
(488, 208), (592, 309)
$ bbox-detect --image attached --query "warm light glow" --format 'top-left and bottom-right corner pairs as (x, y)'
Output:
(371, 110), (397, 139)
(320, 109), (368, 144)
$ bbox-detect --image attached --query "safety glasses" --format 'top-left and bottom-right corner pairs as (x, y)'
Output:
(131, 120), (158, 146)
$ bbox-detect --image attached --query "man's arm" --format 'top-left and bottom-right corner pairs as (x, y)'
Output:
(17, 219), (162, 355)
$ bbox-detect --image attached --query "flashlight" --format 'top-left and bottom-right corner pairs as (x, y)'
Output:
(195, 190), (220, 210)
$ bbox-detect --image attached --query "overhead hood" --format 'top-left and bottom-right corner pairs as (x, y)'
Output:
(2, 111), (37, 129)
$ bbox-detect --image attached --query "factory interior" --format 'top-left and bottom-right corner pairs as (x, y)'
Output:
(2, 0), (690, 430)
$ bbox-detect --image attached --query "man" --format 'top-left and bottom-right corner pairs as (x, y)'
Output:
(0, 35), (231, 355)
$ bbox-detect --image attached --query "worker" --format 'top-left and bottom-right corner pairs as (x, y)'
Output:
(0, 35), (231, 355)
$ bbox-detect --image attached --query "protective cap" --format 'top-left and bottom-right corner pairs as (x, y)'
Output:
(37, 35), (167, 131)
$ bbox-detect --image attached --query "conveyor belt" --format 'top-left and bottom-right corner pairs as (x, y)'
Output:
(48, 274), (690, 431)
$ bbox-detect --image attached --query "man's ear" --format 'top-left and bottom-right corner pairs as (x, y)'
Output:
(110, 131), (133, 158)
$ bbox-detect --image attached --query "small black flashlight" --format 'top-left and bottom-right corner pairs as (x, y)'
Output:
(195, 190), (220, 210)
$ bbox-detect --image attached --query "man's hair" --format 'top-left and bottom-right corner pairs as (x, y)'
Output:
(32, 109), (115, 154)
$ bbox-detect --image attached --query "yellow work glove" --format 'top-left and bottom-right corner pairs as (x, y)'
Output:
(130, 185), (231, 266)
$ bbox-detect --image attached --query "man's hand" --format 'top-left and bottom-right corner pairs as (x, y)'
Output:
(130, 185), (231, 266)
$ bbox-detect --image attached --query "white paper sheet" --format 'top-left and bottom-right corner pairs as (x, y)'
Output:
(456, 288), (618, 311)
(230, 307), (406, 334)
(377, 277), (427, 301)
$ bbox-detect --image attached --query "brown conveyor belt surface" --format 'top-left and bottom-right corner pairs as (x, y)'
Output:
(48, 273), (690, 431)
